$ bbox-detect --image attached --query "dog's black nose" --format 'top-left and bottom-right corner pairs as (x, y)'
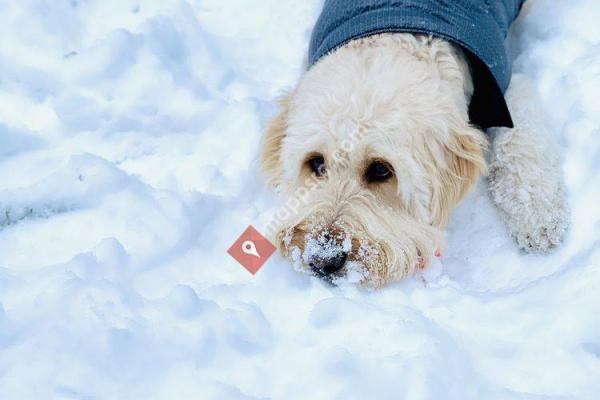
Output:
(310, 251), (348, 277)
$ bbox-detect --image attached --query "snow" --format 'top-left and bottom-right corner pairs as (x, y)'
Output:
(0, 0), (599, 398)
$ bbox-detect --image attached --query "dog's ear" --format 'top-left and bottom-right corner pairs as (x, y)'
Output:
(431, 125), (488, 226)
(424, 38), (474, 102)
(261, 94), (292, 188)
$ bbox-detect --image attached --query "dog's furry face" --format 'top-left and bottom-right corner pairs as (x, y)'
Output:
(262, 34), (487, 288)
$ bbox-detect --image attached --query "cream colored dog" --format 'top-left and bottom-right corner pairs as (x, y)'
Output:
(261, 34), (569, 288)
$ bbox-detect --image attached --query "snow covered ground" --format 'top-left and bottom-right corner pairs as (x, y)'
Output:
(0, 0), (599, 398)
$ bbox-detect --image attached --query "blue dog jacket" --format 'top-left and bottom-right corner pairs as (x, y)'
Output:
(309, 0), (526, 129)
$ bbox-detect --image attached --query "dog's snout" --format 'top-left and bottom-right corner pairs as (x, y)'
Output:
(310, 251), (348, 277)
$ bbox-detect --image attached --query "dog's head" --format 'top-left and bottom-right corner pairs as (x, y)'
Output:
(261, 35), (487, 288)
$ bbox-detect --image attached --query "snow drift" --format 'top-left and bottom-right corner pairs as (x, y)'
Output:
(0, 0), (599, 398)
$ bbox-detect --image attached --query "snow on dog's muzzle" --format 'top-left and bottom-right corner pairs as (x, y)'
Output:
(303, 229), (351, 281)
(309, 250), (348, 279)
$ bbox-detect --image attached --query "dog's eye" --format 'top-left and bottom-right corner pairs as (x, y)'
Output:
(365, 161), (394, 183)
(307, 155), (326, 177)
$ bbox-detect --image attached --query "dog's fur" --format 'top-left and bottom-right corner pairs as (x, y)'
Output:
(261, 34), (569, 288)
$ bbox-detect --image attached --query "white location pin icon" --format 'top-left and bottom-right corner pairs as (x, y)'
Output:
(242, 240), (261, 258)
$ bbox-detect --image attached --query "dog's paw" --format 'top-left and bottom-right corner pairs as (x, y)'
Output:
(512, 209), (569, 253)
(487, 73), (571, 253)
(488, 158), (570, 253)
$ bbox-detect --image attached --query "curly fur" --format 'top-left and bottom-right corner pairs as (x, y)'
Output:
(488, 74), (569, 251)
(261, 33), (568, 287)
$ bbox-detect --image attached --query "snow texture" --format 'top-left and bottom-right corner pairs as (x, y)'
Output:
(0, 0), (599, 399)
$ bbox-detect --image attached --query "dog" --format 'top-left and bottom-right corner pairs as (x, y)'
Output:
(260, 0), (569, 288)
